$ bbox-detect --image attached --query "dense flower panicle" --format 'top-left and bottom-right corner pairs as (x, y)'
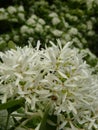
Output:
(0, 40), (98, 129)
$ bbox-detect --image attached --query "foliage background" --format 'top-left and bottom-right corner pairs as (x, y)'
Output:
(0, 0), (98, 56)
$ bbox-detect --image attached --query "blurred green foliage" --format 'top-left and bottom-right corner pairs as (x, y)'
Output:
(0, 0), (98, 64)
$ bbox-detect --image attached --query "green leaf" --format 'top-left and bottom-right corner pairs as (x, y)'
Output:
(0, 98), (25, 111)
(45, 115), (57, 130)
(0, 41), (7, 51)
(8, 40), (16, 50)
(25, 116), (41, 128)
(39, 102), (52, 130)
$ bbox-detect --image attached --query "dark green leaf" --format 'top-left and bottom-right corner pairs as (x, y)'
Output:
(39, 102), (52, 130)
(25, 116), (41, 128)
(0, 98), (25, 111)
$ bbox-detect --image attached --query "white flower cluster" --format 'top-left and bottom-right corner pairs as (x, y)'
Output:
(0, 40), (98, 129)
(0, 0), (98, 53)
(0, 5), (25, 22)
(20, 14), (46, 35)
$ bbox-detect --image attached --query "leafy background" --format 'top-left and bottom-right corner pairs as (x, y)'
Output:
(0, 0), (98, 55)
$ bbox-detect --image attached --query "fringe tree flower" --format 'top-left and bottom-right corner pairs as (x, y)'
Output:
(0, 40), (98, 130)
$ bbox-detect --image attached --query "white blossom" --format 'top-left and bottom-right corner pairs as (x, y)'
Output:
(0, 40), (98, 129)
(7, 6), (17, 14)
(18, 6), (24, 12)
(52, 29), (63, 37)
(38, 18), (46, 25)
(52, 17), (60, 25)
(18, 13), (25, 21)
